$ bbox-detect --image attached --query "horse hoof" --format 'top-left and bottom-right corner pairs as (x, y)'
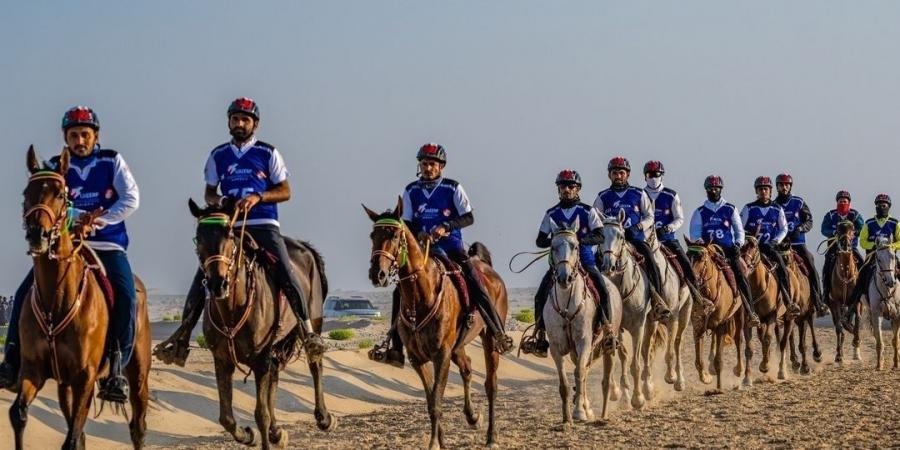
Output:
(791, 361), (801, 371)
(631, 395), (646, 410)
(609, 387), (621, 401)
(674, 380), (685, 392)
(777, 371), (787, 381)
(574, 410), (588, 422)
(664, 372), (677, 384)
(269, 427), (289, 448)
(237, 426), (255, 446)
(853, 349), (862, 361)
(466, 411), (482, 428)
(813, 350), (823, 363)
(317, 413), (338, 432)
(759, 363), (769, 373)
(742, 378), (753, 387)
(699, 374), (712, 385)
(835, 355), (843, 364)
(800, 365), (811, 375)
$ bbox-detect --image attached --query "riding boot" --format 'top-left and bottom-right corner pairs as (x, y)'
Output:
(154, 269), (206, 367)
(842, 262), (874, 332)
(798, 246), (829, 316)
(727, 247), (761, 327)
(521, 271), (552, 358)
(775, 267), (800, 318)
(667, 240), (715, 314)
(631, 240), (671, 320)
(464, 260), (514, 354)
(822, 252), (835, 307)
(98, 348), (129, 404)
(586, 266), (619, 353)
(0, 344), (20, 390)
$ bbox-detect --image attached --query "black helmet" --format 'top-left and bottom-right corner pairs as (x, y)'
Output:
(227, 97), (260, 121)
(555, 169), (582, 186)
(416, 142), (447, 164)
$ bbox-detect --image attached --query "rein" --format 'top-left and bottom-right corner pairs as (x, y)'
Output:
(29, 268), (91, 381)
(549, 231), (589, 350)
(23, 171), (85, 261)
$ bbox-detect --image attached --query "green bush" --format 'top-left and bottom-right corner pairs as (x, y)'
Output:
(195, 335), (208, 349)
(173, 313), (182, 321)
(328, 329), (355, 341)
(357, 339), (374, 349)
(162, 315), (173, 322)
(0, 335), (5, 346)
(515, 309), (535, 324)
(337, 315), (358, 323)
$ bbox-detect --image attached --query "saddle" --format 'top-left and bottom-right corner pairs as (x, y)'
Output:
(710, 252), (740, 297)
(80, 245), (115, 309)
(659, 245), (686, 283)
(790, 250), (810, 277)
(579, 267), (604, 308)
(431, 253), (473, 314)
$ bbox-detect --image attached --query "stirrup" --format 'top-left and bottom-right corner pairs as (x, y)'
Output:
(841, 311), (856, 333)
(519, 328), (548, 358)
(98, 376), (129, 404)
(747, 311), (762, 328)
(368, 336), (391, 363)
(303, 334), (327, 362)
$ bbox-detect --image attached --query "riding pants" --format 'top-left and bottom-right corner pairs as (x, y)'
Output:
(627, 238), (665, 294)
(758, 243), (794, 304)
(793, 243), (823, 305)
(722, 245), (755, 305)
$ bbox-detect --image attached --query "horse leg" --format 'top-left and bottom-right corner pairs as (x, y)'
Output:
(664, 317), (677, 384)
(573, 338), (594, 421)
(779, 320), (793, 380)
(253, 362), (273, 450)
(673, 300), (691, 391)
(630, 323), (646, 409)
(695, 331), (711, 384)
(853, 304), (863, 361)
(742, 322), (753, 387)
(892, 320), (900, 370)
(713, 331), (724, 391)
(640, 321), (655, 401)
(809, 314), (823, 363)
(874, 311), (885, 371)
(213, 358), (254, 446)
(758, 323), (769, 373)
(482, 335), (500, 448)
(550, 344), (571, 425)
(789, 322), (800, 371)
(832, 307), (844, 363)
(267, 368), (288, 448)
(127, 355), (150, 449)
(10, 373), (45, 450)
(733, 313), (745, 379)
(63, 371), (97, 450)
(307, 358), (336, 431)
(609, 345), (624, 401)
(451, 348), (481, 427)
(799, 317), (811, 375)
(601, 350), (615, 419)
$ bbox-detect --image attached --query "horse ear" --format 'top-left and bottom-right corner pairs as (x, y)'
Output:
(58, 148), (70, 176)
(393, 196), (403, 218)
(548, 218), (560, 234)
(26, 145), (42, 174)
(362, 204), (380, 222)
(571, 216), (581, 232)
(188, 198), (203, 218)
(683, 235), (694, 246)
(617, 209), (626, 224)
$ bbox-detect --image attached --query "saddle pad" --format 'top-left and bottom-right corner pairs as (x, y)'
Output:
(80, 246), (114, 308)
(432, 254), (472, 312)
(792, 251), (809, 277)
(711, 253), (740, 297)
(582, 268), (603, 308)
(659, 245), (686, 283)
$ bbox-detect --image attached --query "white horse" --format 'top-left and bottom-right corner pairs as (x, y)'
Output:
(545, 218), (623, 422)
(599, 210), (665, 409)
(866, 239), (900, 370)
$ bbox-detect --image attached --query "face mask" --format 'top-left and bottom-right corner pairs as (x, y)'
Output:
(837, 203), (851, 215)
(646, 177), (662, 189)
(706, 190), (721, 202)
(876, 205), (890, 217)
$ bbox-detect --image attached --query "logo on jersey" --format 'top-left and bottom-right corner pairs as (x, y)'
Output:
(256, 170), (267, 180)
(70, 187), (83, 199)
(227, 164), (238, 175)
(442, 208), (451, 217)
(104, 188), (114, 200)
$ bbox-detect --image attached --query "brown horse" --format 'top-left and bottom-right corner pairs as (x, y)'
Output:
(783, 246), (820, 376)
(685, 238), (746, 392)
(188, 199), (335, 449)
(364, 198), (506, 449)
(13, 146), (150, 450)
(827, 222), (862, 362)
(740, 236), (789, 384)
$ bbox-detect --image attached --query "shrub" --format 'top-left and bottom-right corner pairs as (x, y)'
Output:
(357, 339), (374, 349)
(515, 308), (535, 324)
(195, 335), (208, 349)
(328, 329), (355, 341)
(337, 315), (358, 323)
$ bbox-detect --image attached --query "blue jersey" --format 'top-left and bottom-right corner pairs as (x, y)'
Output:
(697, 203), (739, 248)
(648, 187), (678, 241)
(776, 195), (807, 244)
(49, 149), (133, 250)
(742, 202), (785, 244)
(541, 203), (600, 266)
(821, 209), (864, 247)
(596, 187), (647, 241)
(863, 217), (899, 248)
(205, 140), (287, 227)
(402, 178), (472, 258)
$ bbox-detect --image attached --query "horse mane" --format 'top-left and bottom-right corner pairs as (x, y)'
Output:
(468, 242), (493, 267)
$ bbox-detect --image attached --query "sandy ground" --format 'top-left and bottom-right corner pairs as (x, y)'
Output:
(1, 315), (899, 449)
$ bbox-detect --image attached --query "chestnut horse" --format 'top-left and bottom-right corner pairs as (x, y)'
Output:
(188, 199), (335, 449)
(740, 236), (788, 385)
(12, 146), (150, 450)
(685, 239), (746, 391)
(784, 245), (820, 376)
(827, 221), (862, 362)
(364, 198), (506, 449)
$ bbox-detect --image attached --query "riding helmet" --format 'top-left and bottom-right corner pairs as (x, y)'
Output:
(835, 190), (851, 202)
(776, 173), (793, 185)
(417, 143), (447, 164)
(704, 175), (724, 189)
(61, 106), (100, 131)
(875, 193), (892, 206)
(228, 97), (260, 120)
(607, 156), (631, 172)
(754, 176), (773, 189)
(643, 160), (665, 175)
(555, 169), (582, 186)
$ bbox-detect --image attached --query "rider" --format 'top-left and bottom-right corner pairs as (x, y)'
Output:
(642, 160), (709, 308)
(155, 97), (326, 364)
(373, 143), (514, 367)
(688, 175), (761, 326)
(740, 176), (800, 315)
(522, 170), (613, 358)
(774, 173), (829, 316)
(821, 190), (865, 307)
(842, 194), (900, 327)
(594, 157), (670, 318)
(0, 106), (139, 403)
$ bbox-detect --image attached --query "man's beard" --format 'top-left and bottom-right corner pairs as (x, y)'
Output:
(230, 127), (252, 141)
(706, 191), (721, 202)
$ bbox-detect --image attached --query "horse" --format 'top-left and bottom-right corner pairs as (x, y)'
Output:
(827, 221), (862, 362)
(739, 236), (789, 385)
(544, 218), (623, 422)
(865, 239), (900, 370)
(364, 198), (505, 449)
(188, 199), (335, 449)
(684, 238), (746, 392)
(599, 210), (666, 409)
(12, 146), (150, 450)
(783, 245), (820, 376)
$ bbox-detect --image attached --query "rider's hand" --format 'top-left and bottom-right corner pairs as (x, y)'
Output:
(235, 193), (262, 211)
(430, 224), (450, 241)
(416, 231), (430, 243)
(74, 208), (105, 237)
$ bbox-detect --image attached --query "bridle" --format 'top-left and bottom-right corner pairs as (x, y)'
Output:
(370, 218), (429, 283)
(22, 171), (79, 260)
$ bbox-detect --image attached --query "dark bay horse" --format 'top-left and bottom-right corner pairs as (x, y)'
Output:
(13, 146), (150, 450)
(828, 221), (861, 362)
(188, 199), (335, 449)
(364, 198), (506, 449)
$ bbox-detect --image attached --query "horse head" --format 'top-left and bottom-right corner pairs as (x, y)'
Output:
(740, 235), (760, 266)
(875, 237), (897, 289)
(600, 209), (627, 274)
(836, 220), (855, 252)
(363, 197), (408, 288)
(189, 198), (239, 300)
(549, 216), (580, 288)
(22, 146), (71, 256)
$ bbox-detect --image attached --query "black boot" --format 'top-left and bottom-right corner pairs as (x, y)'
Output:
(153, 269), (205, 366)
(370, 288), (406, 367)
(301, 320), (327, 362)
(465, 260), (513, 354)
(0, 345), (20, 390)
(98, 350), (128, 404)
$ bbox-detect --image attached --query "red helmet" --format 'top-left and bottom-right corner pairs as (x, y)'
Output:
(607, 156), (631, 172)
(776, 173), (793, 185)
(835, 190), (851, 202)
(61, 106), (100, 130)
(227, 97), (260, 120)
(416, 142), (447, 164)
(643, 160), (665, 175)
(704, 175), (724, 189)
(875, 193), (892, 206)
(555, 169), (582, 186)
(754, 176), (773, 189)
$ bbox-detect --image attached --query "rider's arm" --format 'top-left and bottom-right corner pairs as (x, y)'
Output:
(204, 152), (225, 206)
(668, 192), (685, 232)
(860, 222), (873, 251)
(797, 201), (814, 234)
(446, 184), (474, 231)
(821, 212), (835, 238)
(772, 207), (788, 244)
(688, 208), (703, 242)
(536, 212), (553, 248)
(592, 195), (604, 218)
(731, 206), (746, 247)
(94, 153), (139, 226)
(254, 148), (291, 204)
(853, 212), (865, 236)
(739, 205), (750, 232)
(892, 222), (900, 251)
(638, 190), (654, 234)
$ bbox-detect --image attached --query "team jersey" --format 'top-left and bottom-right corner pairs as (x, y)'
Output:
(644, 185), (683, 242)
(821, 209), (864, 247)
(860, 217), (900, 251)
(593, 186), (654, 242)
(689, 199), (744, 248)
(539, 202), (602, 266)
(48, 146), (139, 251)
(775, 195), (810, 245)
(740, 201), (787, 244)
(401, 177), (472, 257)
(204, 138), (288, 227)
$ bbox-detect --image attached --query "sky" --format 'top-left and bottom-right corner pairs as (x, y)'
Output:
(1, 1), (899, 295)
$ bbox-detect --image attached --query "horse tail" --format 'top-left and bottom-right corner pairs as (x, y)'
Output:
(651, 322), (669, 355)
(300, 240), (329, 299)
(468, 242), (493, 267)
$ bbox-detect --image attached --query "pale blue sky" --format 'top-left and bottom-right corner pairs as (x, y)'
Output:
(2, 1), (899, 294)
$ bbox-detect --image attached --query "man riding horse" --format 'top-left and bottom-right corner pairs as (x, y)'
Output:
(641, 160), (707, 306)
(842, 193), (900, 328)
(0, 106), (139, 403)
(688, 175), (761, 326)
(740, 176), (800, 315)
(821, 190), (865, 306)
(774, 173), (829, 316)
(593, 157), (670, 318)
(521, 169), (614, 357)
(155, 97), (326, 363)
(369, 143), (513, 367)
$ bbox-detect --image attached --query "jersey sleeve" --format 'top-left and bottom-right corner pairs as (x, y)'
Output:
(669, 193), (685, 232)
(821, 212), (835, 238)
(773, 207), (788, 243)
(638, 190), (654, 237)
(592, 194), (604, 218)
(731, 207), (746, 246)
(96, 153), (140, 226)
(401, 188), (414, 222)
(739, 205), (750, 231)
(860, 222), (873, 250)
(893, 222), (900, 251)
(268, 148), (289, 184)
(453, 184), (473, 215)
(587, 207), (603, 231)
(689, 208), (704, 242)
(204, 152), (219, 187)
(539, 211), (554, 234)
